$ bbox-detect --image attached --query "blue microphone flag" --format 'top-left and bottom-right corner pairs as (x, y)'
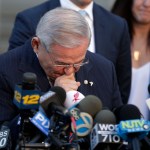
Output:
(13, 84), (41, 109)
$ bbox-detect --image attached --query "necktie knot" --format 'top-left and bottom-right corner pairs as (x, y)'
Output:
(78, 10), (88, 17)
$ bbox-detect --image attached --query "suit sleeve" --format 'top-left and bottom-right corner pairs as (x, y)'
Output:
(8, 12), (35, 50)
(111, 63), (123, 109)
(116, 19), (131, 104)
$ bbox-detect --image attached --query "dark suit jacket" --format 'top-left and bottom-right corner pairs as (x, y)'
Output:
(0, 39), (122, 122)
(8, 0), (131, 104)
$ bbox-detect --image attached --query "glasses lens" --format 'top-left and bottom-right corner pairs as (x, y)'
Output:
(74, 58), (89, 68)
(53, 58), (89, 69)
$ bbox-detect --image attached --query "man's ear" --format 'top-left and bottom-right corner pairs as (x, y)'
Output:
(31, 37), (40, 54)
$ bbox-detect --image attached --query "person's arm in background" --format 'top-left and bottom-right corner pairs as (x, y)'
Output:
(7, 1), (50, 50)
(116, 19), (131, 104)
(8, 12), (36, 50)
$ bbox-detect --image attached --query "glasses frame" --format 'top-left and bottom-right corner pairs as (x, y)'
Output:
(52, 58), (89, 70)
(39, 38), (89, 70)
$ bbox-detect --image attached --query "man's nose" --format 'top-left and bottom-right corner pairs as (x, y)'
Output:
(64, 66), (76, 75)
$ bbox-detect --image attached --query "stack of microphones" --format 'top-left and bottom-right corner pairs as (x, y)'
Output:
(91, 104), (150, 150)
(2, 72), (150, 150)
(30, 88), (103, 149)
(12, 72), (103, 149)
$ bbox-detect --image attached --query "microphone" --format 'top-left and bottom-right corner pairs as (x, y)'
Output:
(13, 72), (41, 109)
(64, 90), (85, 109)
(146, 84), (150, 109)
(29, 87), (70, 149)
(70, 109), (93, 137)
(115, 104), (148, 150)
(0, 122), (11, 149)
(31, 86), (67, 135)
(40, 86), (67, 117)
(94, 108), (116, 124)
(65, 94), (102, 150)
(114, 104), (142, 123)
(91, 109), (127, 150)
(13, 72), (41, 135)
(76, 95), (102, 118)
(64, 91), (102, 117)
(148, 84), (150, 94)
(69, 95), (102, 137)
(30, 111), (50, 136)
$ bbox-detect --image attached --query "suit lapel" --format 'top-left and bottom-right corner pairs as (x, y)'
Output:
(76, 51), (93, 95)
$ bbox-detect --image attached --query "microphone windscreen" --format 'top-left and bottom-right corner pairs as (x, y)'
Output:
(22, 72), (37, 90)
(40, 86), (66, 116)
(64, 90), (85, 108)
(77, 95), (102, 117)
(94, 109), (116, 124)
(148, 84), (150, 94)
(51, 86), (66, 105)
(114, 104), (141, 122)
(22, 72), (37, 83)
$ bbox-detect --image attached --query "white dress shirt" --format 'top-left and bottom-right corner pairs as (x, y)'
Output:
(128, 63), (150, 119)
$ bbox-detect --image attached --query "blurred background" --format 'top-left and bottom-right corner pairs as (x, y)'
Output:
(0, 0), (115, 54)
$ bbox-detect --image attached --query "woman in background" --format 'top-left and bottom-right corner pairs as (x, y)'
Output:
(112, 0), (150, 119)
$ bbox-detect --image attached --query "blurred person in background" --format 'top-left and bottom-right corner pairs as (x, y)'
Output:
(8, 0), (131, 104)
(112, 0), (150, 120)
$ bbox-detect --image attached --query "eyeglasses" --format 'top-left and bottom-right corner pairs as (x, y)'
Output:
(38, 38), (89, 70)
(52, 58), (89, 70)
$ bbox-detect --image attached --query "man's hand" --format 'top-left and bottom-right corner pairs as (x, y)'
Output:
(54, 73), (80, 92)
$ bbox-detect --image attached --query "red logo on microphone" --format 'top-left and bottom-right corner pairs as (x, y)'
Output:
(73, 92), (80, 102)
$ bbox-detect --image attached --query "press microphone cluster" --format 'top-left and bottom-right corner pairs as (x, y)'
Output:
(13, 73), (150, 150)
(12, 72), (43, 149)
(12, 72), (102, 149)
(115, 104), (150, 150)
(30, 90), (103, 149)
(90, 107), (129, 150)
(13, 72), (71, 149)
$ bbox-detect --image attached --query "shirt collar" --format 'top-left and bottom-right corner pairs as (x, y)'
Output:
(60, 0), (93, 21)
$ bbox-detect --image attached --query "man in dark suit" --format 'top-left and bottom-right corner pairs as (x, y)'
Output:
(0, 8), (122, 149)
(0, 7), (122, 123)
(8, 0), (131, 104)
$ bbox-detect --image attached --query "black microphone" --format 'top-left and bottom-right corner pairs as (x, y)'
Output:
(31, 87), (80, 149)
(22, 72), (37, 90)
(0, 122), (11, 149)
(13, 72), (41, 110)
(94, 108), (116, 124)
(30, 86), (67, 136)
(13, 72), (41, 149)
(146, 84), (150, 110)
(91, 108), (126, 150)
(148, 84), (150, 94)
(114, 104), (141, 123)
(115, 104), (149, 150)
(77, 95), (102, 118)
(40, 86), (67, 117)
